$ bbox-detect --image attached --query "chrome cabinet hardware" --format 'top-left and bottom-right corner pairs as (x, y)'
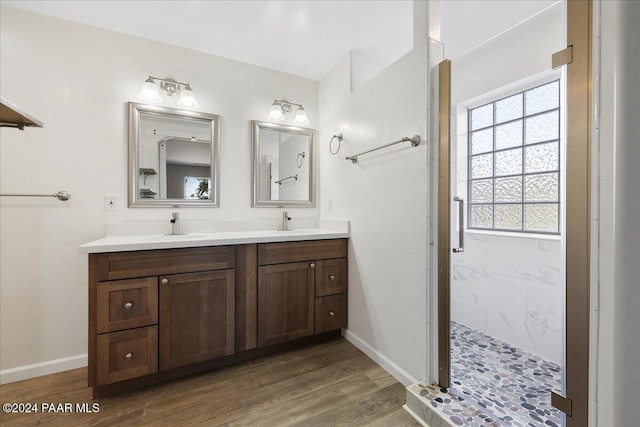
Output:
(161, 278), (169, 285)
(309, 263), (316, 269)
(328, 311), (335, 316)
(329, 275), (336, 281)
(124, 302), (133, 310)
(125, 352), (133, 360)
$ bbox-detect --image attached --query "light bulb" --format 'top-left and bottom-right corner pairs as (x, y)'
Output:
(138, 78), (162, 103)
(268, 103), (285, 121)
(293, 106), (309, 125)
(177, 85), (199, 109)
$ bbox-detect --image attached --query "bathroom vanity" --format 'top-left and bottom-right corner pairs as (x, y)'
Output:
(80, 228), (348, 397)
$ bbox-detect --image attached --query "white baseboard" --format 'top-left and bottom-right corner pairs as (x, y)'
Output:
(342, 329), (419, 386)
(1, 354), (87, 385)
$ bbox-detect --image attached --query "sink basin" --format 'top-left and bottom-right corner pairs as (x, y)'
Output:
(271, 229), (314, 234)
(141, 234), (207, 241)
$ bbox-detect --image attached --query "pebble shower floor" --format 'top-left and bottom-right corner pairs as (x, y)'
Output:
(414, 322), (563, 426)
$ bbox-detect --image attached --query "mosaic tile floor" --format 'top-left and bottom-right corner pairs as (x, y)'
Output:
(415, 322), (563, 427)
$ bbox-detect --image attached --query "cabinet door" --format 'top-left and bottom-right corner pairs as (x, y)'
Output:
(258, 262), (314, 347)
(159, 270), (235, 370)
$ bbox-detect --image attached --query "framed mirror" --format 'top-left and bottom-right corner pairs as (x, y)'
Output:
(128, 102), (220, 207)
(252, 120), (315, 207)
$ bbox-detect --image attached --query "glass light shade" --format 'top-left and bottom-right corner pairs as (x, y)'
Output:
(293, 106), (309, 125)
(268, 104), (285, 121)
(138, 79), (162, 103)
(177, 87), (199, 109)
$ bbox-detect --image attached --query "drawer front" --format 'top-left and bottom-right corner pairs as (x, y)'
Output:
(315, 294), (347, 333)
(97, 246), (235, 281)
(315, 258), (347, 297)
(97, 277), (158, 333)
(96, 326), (158, 385)
(258, 239), (347, 266)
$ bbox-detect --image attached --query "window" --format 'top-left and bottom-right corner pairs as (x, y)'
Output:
(468, 80), (560, 234)
(184, 177), (211, 200)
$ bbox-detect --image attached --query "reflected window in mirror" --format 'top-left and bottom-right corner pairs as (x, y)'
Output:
(252, 120), (315, 207)
(129, 102), (220, 207)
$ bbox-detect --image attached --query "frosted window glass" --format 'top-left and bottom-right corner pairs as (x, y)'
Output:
(495, 93), (523, 124)
(471, 179), (493, 203)
(525, 80), (560, 115)
(470, 104), (493, 130)
(471, 128), (493, 154)
(525, 142), (558, 173)
(525, 173), (559, 202)
(471, 205), (493, 228)
(495, 204), (523, 230)
(525, 204), (559, 232)
(495, 148), (522, 177)
(495, 120), (523, 150)
(495, 176), (522, 202)
(471, 154), (493, 179)
(526, 110), (559, 144)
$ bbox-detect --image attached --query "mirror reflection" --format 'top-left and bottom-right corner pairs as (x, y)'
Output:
(129, 103), (219, 207)
(252, 120), (315, 207)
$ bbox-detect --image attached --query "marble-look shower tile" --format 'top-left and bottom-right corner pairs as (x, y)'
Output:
(527, 281), (564, 332)
(486, 312), (535, 356)
(452, 300), (487, 333)
(452, 233), (487, 271)
(525, 321), (563, 365)
(479, 273), (528, 319)
(485, 236), (563, 287)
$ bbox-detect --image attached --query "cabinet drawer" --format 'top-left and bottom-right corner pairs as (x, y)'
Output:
(315, 294), (347, 333)
(96, 326), (158, 385)
(97, 246), (235, 281)
(97, 277), (158, 333)
(258, 239), (347, 265)
(315, 258), (347, 297)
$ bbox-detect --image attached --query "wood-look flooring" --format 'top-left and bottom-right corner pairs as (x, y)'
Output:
(0, 338), (419, 426)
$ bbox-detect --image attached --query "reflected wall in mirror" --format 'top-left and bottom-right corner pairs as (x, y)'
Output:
(252, 120), (315, 207)
(129, 102), (220, 207)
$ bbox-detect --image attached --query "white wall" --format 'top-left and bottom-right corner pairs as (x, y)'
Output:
(318, 2), (429, 385)
(447, 4), (565, 364)
(0, 6), (318, 381)
(596, 1), (640, 425)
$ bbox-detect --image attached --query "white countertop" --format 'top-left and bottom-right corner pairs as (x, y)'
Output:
(78, 220), (349, 253)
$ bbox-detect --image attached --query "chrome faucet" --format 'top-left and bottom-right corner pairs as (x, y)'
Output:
(170, 212), (180, 235)
(282, 211), (292, 231)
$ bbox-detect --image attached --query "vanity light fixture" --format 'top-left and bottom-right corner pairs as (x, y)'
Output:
(138, 76), (200, 109)
(267, 99), (309, 125)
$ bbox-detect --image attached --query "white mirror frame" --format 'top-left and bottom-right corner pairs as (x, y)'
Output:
(128, 102), (220, 207)
(251, 120), (315, 207)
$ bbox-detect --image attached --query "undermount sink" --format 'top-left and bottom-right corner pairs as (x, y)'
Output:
(141, 234), (207, 241)
(271, 229), (314, 234)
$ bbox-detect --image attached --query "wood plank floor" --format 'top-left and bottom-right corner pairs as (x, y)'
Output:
(0, 338), (419, 426)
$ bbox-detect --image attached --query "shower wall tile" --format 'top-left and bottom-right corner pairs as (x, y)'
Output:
(452, 232), (564, 363)
(527, 280), (564, 332)
(451, 299), (487, 333)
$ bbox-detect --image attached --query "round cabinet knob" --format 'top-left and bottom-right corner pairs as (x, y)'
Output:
(328, 311), (335, 316)
(309, 263), (316, 269)
(124, 302), (133, 310)
(329, 275), (336, 281)
(125, 352), (133, 360)
(161, 278), (169, 285)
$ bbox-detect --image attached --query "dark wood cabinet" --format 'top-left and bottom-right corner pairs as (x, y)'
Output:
(257, 239), (348, 347)
(257, 262), (315, 347)
(88, 238), (347, 397)
(159, 270), (234, 370)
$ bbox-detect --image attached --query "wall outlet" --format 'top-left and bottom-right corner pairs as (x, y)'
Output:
(105, 195), (117, 211)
